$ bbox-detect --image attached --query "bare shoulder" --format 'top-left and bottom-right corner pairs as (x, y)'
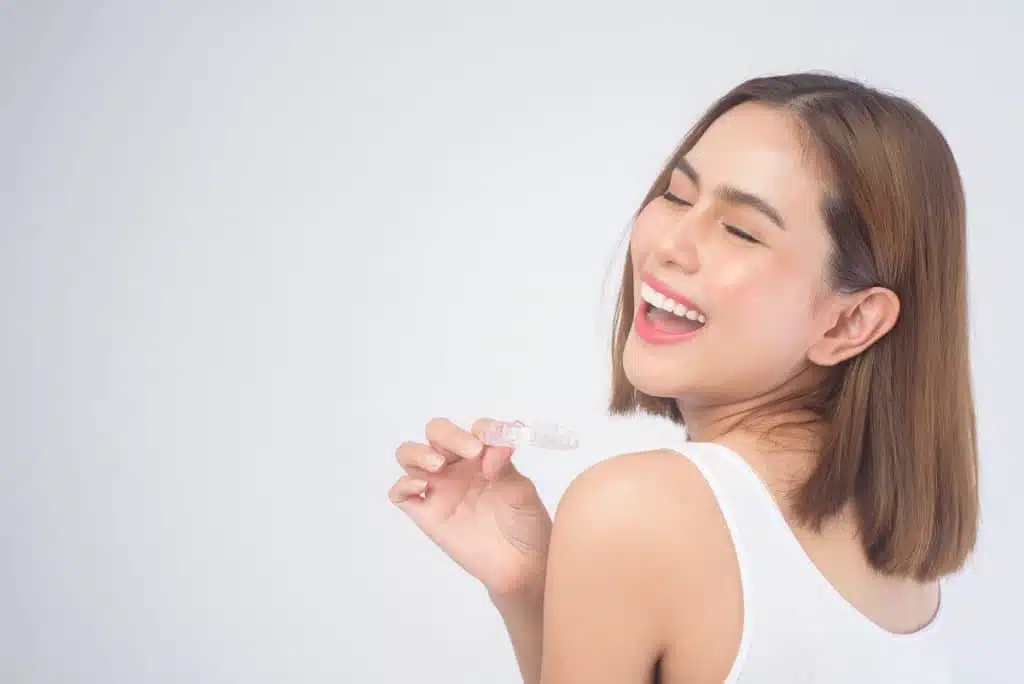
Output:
(547, 448), (744, 682)
(550, 447), (739, 591)
(554, 447), (725, 535)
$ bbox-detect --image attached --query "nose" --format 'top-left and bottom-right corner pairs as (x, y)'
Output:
(652, 211), (701, 275)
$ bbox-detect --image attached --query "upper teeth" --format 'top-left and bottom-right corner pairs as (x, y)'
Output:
(640, 282), (706, 324)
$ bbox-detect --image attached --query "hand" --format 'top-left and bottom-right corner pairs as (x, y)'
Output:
(389, 417), (552, 599)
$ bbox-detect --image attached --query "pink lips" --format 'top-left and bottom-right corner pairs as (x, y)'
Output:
(633, 273), (705, 345)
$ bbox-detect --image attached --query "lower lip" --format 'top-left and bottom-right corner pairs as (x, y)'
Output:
(633, 301), (704, 345)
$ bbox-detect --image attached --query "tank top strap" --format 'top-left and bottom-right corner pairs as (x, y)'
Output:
(672, 440), (835, 680)
(672, 439), (798, 563)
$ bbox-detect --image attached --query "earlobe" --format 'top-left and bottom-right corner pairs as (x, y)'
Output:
(807, 287), (900, 367)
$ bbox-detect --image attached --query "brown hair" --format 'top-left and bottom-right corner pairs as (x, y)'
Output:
(609, 72), (978, 581)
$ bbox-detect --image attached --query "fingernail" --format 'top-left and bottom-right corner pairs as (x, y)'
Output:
(425, 452), (445, 470)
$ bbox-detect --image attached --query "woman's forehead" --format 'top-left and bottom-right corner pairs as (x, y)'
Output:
(680, 104), (826, 226)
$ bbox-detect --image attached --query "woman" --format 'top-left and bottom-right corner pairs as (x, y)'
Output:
(388, 72), (978, 683)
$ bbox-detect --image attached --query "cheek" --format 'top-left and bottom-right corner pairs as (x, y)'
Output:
(628, 209), (659, 265)
(712, 266), (818, 343)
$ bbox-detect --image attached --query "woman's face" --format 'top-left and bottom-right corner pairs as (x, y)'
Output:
(623, 102), (840, 408)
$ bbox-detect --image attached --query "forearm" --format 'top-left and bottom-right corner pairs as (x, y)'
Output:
(491, 590), (545, 684)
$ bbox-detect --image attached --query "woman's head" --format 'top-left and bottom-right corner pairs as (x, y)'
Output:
(610, 73), (978, 580)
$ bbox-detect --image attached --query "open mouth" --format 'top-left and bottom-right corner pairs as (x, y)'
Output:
(639, 281), (707, 335)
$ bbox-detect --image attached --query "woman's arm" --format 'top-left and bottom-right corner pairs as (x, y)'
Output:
(536, 452), (688, 684)
(491, 588), (545, 684)
(491, 449), (731, 684)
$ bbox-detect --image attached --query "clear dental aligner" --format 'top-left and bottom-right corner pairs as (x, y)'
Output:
(481, 420), (580, 450)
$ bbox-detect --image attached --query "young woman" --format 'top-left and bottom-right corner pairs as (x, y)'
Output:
(388, 72), (978, 683)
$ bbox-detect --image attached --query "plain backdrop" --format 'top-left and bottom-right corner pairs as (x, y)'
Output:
(2, 1), (1022, 682)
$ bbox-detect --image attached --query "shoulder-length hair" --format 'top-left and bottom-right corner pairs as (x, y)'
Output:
(609, 73), (979, 581)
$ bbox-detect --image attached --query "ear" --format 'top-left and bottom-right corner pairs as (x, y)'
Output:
(807, 287), (900, 367)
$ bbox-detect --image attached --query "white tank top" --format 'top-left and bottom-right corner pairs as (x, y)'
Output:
(679, 441), (951, 683)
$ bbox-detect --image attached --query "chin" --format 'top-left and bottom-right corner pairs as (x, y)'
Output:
(622, 334), (692, 399)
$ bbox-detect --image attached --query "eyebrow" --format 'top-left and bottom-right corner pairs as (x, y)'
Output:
(674, 157), (786, 230)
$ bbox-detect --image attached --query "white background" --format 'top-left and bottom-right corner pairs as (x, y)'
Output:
(2, 2), (1021, 682)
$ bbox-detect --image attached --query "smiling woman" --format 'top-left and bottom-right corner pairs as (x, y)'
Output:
(391, 72), (977, 684)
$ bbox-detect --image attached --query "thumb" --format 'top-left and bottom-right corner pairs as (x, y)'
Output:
(471, 417), (520, 481)
(481, 445), (517, 480)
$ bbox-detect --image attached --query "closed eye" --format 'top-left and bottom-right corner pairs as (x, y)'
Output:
(725, 225), (759, 244)
(661, 190), (692, 207)
(662, 191), (760, 245)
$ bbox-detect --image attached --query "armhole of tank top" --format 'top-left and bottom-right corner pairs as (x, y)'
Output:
(672, 442), (754, 684)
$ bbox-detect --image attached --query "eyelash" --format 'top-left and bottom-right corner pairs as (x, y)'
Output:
(660, 190), (760, 244)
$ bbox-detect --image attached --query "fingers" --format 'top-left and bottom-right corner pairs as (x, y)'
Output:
(395, 440), (450, 474)
(388, 475), (428, 504)
(388, 476), (432, 528)
(391, 418), (521, 504)
(426, 417), (484, 460)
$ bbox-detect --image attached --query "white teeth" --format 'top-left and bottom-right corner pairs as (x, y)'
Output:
(639, 282), (707, 324)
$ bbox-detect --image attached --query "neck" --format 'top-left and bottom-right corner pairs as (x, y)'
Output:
(678, 363), (832, 444)
(676, 372), (831, 504)
(677, 398), (821, 446)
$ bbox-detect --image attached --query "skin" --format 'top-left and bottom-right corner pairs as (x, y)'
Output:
(390, 102), (941, 683)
